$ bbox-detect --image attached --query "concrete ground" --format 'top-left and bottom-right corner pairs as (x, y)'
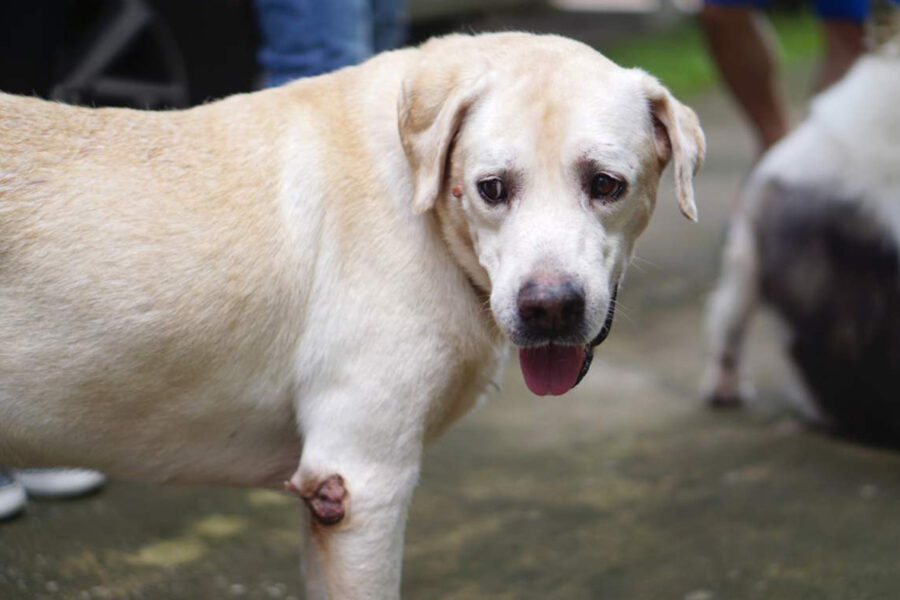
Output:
(4, 43), (900, 600)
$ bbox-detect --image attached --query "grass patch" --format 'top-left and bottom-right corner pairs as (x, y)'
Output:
(600, 10), (821, 98)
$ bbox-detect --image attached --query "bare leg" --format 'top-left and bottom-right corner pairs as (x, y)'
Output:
(700, 5), (790, 153)
(704, 216), (759, 407)
(816, 20), (865, 91)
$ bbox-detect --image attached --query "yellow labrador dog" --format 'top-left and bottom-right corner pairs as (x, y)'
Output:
(0, 33), (703, 599)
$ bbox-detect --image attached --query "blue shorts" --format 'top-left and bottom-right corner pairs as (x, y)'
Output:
(704, 0), (870, 21)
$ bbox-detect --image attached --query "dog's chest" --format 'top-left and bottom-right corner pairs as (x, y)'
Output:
(422, 343), (507, 442)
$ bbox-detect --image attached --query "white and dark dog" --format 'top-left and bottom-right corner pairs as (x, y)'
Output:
(0, 33), (704, 598)
(704, 36), (900, 446)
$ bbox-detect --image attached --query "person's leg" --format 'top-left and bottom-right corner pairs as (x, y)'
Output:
(253, 0), (370, 87)
(700, 1), (790, 152)
(814, 0), (867, 91)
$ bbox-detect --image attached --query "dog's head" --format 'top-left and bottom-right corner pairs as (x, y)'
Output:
(398, 33), (705, 396)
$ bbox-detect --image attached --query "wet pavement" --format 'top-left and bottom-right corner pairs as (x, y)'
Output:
(3, 46), (900, 600)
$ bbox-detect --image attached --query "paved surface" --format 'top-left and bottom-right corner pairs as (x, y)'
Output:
(4, 42), (900, 600)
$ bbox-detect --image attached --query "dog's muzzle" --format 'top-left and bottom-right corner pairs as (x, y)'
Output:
(573, 285), (618, 388)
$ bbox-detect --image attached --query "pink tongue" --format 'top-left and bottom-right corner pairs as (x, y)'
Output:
(518, 344), (586, 396)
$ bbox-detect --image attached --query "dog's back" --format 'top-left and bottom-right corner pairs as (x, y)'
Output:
(0, 92), (305, 478)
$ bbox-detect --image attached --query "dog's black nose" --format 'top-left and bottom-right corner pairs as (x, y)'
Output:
(517, 278), (585, 339)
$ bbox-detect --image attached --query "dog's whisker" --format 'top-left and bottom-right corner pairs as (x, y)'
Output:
(608, 298), (636, 326)
(627, 262), (647, 274)
(630, 255), (662, 269)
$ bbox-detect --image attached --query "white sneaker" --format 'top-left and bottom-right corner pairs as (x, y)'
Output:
(12, 469), (106, 498)
(0, 471), (27, 520)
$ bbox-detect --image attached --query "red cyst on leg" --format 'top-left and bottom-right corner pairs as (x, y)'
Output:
(305, 475), (347, 526)
(283, 473), (348, 525)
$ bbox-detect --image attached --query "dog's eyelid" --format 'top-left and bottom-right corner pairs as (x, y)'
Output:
(474, 165), (516, 182)
(575, 157), (627, 183)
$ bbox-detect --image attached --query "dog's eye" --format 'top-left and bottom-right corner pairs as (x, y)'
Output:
(590, 173), (625, 201)
(477, 178), (508, 205)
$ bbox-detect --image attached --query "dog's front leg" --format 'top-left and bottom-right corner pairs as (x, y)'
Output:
(288, 394), (423, 600)
(290, 448), (419, 600)
(703, 216), (759, 407)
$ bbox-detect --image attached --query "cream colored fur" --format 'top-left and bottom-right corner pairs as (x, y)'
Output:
(0, 33), (703, 599)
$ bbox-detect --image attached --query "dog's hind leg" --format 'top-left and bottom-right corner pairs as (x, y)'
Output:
(287, 390), (423, 600)
(703, 214), (760, 407)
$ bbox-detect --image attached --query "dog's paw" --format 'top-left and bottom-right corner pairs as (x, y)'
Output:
(706, 390), (745, 409)
(285, 474), (348, 526)
(701, 365), (753, 409)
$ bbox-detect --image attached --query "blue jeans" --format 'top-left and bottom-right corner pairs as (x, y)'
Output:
(254, 0), (407, 87)
(703, 0), (875, 22)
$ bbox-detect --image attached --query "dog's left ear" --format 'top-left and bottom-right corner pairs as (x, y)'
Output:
(642, 75), (706, 222)
(398, 60), (489, 214)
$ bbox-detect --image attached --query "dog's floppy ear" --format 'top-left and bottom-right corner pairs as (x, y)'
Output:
(642, 75), (706, 222)
(398, 60), (489, 214)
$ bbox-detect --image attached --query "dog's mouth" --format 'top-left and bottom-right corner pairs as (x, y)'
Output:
(517, 286), (618, 396)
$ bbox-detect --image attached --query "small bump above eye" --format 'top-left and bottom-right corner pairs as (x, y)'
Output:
(477, 177), (508, 205)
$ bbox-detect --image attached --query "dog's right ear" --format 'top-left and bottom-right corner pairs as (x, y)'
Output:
(398, 61), (489, 214)
(641, 75), (706, 222)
